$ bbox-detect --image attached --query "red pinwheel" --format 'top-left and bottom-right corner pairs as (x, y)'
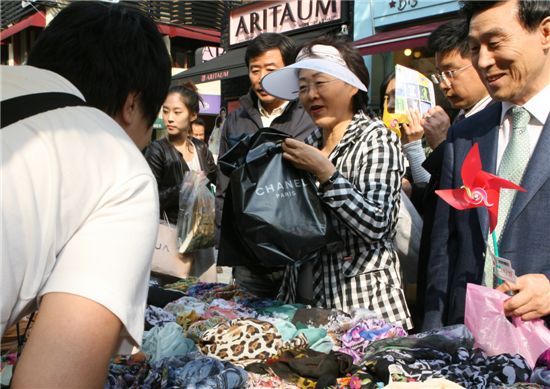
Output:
(435, 143), (525, 232)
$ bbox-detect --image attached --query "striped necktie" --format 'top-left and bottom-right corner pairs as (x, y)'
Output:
(482, 106), (531, 287)
(495, 106), (531, 240)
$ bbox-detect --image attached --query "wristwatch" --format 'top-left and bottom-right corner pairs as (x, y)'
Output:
(319, 170), (338, 190)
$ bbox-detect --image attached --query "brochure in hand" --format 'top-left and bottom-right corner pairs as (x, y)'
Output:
(394, 64), (436, 116)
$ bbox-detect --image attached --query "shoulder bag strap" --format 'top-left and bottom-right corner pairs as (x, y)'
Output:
(1, 92), (86, 129)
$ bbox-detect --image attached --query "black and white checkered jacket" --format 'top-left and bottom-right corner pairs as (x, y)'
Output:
(279, 111), (412, 329)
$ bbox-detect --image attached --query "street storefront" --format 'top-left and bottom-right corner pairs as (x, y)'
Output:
(1, 1), (225, 66)
(352, 0), (460, 114)
(2, 2), (548, 387)
(173, 0), (352, 113)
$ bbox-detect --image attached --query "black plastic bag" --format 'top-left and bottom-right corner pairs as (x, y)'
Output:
(218, 128), (339, 267)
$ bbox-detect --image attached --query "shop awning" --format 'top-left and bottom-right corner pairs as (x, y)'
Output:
(172, 46), (248, 84)
(157, 24), (220, 44)
(0, 12), (46, 42)
(354, 20), (447, 56)
(172, 28), (336, 85)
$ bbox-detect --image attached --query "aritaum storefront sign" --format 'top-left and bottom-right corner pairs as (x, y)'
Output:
(229, 0), (342, 46)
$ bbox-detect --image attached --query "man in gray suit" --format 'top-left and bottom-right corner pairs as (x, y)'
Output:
(424, 0), (550, 330)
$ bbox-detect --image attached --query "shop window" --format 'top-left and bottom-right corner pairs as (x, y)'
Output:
(1, 43), (9, 65)
(370, 48), (457, 120)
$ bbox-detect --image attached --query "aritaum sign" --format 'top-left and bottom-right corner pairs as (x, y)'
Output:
(229, 0), (342, 46)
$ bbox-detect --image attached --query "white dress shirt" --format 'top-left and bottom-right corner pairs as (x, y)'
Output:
(497, 83), (550, 169)
(258, 100), (289, 127)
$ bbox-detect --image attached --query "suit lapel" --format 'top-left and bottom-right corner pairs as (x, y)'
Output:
(472, 104), (501, 238)
(502, 112), (550, 239)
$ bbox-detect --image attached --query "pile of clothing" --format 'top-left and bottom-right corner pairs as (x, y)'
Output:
(103, 279), (548, 389)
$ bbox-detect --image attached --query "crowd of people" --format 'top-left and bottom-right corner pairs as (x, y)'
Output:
(1, 0), (549, 387)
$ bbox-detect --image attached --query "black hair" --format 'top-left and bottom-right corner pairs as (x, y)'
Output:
(167, 82), (203, 117)
(245, 33), (297, 68)
(460, 0), (550, 32)
(428, 19), (470, 58)
(215, 107), (227, 127)
(193, 117), (206, 127)
(379, 72), (396, 113)
(27, 1), (171, 127)
(299, 36), (370, 113)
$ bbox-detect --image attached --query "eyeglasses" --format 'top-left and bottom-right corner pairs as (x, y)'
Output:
(430, 64), (473, 86)
(297, 78), (340, 96)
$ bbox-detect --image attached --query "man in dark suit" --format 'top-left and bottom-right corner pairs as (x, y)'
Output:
(423, 0), (550, 330)
(413, 18), (492, 329)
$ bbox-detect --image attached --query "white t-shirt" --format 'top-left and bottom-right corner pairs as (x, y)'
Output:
(258, 100), (289, 128)
(0, 65), (159, 353)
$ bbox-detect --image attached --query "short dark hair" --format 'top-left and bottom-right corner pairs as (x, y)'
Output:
(167, 82), (202, 116)
(245, 33), (297, 68)
(193, 117), (206, 127)
(27, 2), (171, 127)
(460, 0), (550, 32)
(215, 108), (226, 127)
(300, 36), (370, 113)
(379, 72), (395, 113)
(428, 19), (470, 58)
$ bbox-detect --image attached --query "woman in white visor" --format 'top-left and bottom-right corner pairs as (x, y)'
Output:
(262, 37), (412, 329)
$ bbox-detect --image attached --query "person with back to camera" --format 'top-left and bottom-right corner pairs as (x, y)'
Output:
(261, 37), (412, 329)
(1, 2), (171, 387)
(216, 33), (316, 299)
(145, 83), (217, 280)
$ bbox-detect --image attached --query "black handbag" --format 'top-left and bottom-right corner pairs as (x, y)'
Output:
(218, 128), (339, 267)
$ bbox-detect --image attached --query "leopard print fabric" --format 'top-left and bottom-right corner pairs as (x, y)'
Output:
(199, 318), (308, 366)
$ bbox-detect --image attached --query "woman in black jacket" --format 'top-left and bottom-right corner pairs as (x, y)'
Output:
(145, 83), (217, 279)
(145, 83), (216, 224)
